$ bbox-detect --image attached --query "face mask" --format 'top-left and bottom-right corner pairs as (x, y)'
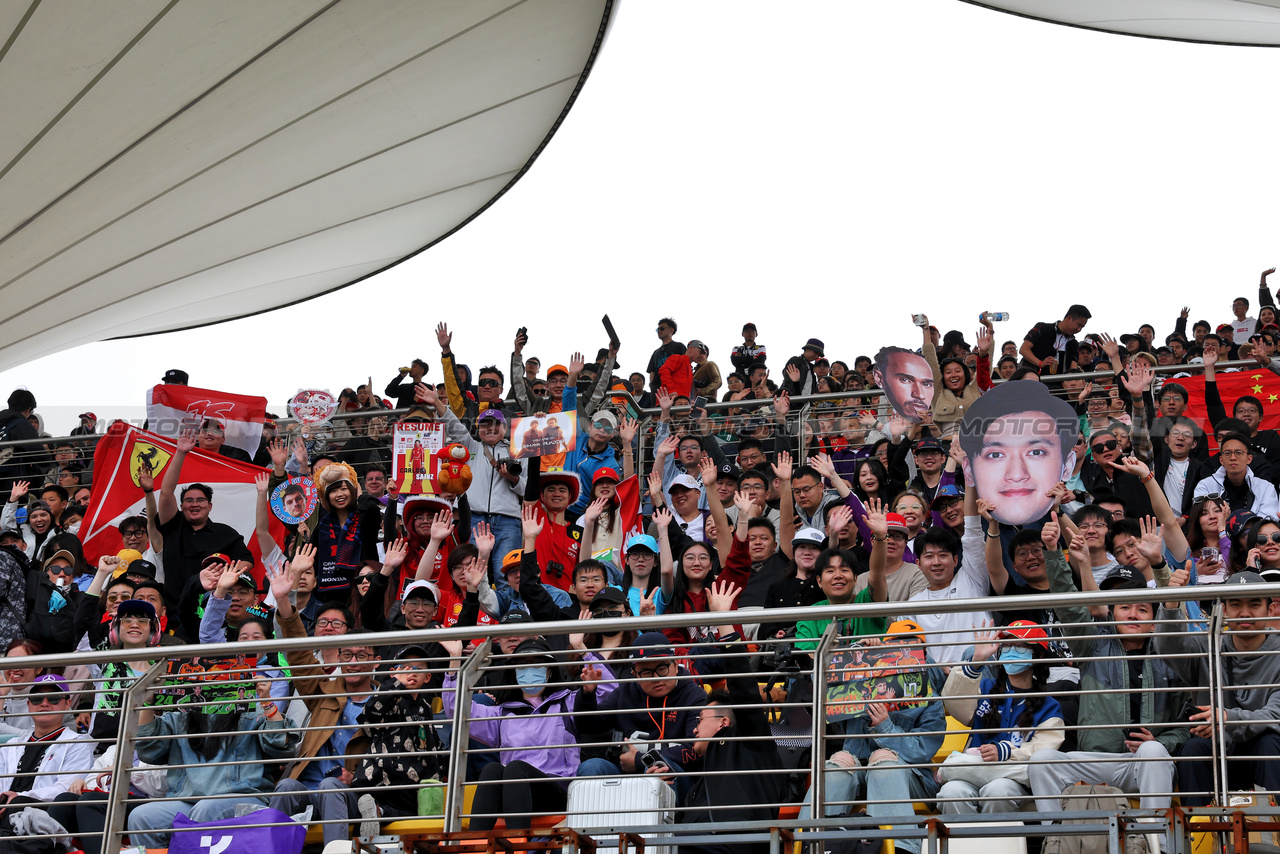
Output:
(998, 646), (1035, 675)
(515, 666), (547, 693)
(64, 521), (81, 536)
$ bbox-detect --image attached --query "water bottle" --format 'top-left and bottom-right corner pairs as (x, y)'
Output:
(981, 312), (1010, 323)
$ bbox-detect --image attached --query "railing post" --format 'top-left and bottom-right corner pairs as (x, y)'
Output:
(797, 404), (811, 460)
(809, 622), (838, 820)
(102, 657), (169, 853)
(637, 417), (651, 507)
(444, 640), (491, 833)
(1207, 601), (1228, 806)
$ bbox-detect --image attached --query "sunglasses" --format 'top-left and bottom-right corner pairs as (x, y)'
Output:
(592, 608), (625, 619)
(47, 565), (74, 576)
(592, 421), (616, 433)
(531, 388), (548, 397)
(478, 379), (501, 388)
(1198, 493), (1225, 503)
(1091, 440), (1118, 453)
(1258, 533), (1280, 545)
(29, 694), (65, 706)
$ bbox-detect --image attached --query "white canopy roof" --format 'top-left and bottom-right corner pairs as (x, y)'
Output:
(965, 0), (1280, 45)
(0, 0), (613, 371)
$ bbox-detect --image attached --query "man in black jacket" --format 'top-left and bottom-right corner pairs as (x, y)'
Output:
(0, 388), (40, 490)
(658, 630), (784, 854)
(385, 360), (429, 410)
(1151, 416), (1212, 516)
(1080, 429), (1153, 518)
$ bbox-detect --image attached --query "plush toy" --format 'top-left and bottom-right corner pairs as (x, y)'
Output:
(436, 443), (473, 495)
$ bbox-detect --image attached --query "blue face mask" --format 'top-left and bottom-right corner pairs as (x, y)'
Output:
(515, 667), (547, 693)
(999, 646), (1035, 674)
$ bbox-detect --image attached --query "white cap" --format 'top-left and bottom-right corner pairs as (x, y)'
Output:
(401, 580), (440, 604)
(669, 473), (701, 492)
(792, 527), (826, 549)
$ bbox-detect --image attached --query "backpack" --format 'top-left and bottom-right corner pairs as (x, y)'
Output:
(1041, 784), (1149, 854)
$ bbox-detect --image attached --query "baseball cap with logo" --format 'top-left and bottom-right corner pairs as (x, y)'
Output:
(669, 473), (701, 493)
(884, 513), (909, 537)
(999, 620), (1050, 649)
(792, 527), (826, 550)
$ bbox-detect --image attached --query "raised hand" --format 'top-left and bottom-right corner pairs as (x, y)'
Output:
(1076, 381), (1094, 403)
(414, 384), (439, 408)
(382, 538), (408, 570)
(521, 503), (545, 539)
(215, 561), (242, 596)
(656, 387), (675, 412)
(706, 578), (741, 612)
(429, 509), (454, 542)
(1041, 511), (1060, 549)
(976, 499), (996, 522)
(266, 561), (294, 603)
(1202, 341), (1218, 370)
(652, 506), (673, 531)
(785, 363), (801, 383)
(654, 435), (679, 460)
(808, 452), (835, 480)
(974, 326), (993, 355)
(462, 558), (485, 592)
(176, 427), (197, 454)
(639, 588), (658, 616)
(773, 450), (793, 483)
(8, 481), (29, 503)
(1122, 361), (1153, 397)
(619, 416), (639, 446)
(582, 497), (609, 523)
(1113, 455), (1151, 480)
(581, 661), (604, 694)
(569, 351), (585, 376)
(732, 491), (758, 520)
(293, 435), (308, 465)
(1136, 516), (1164, 565)
(884, 414), (909, 441)
(699, 455), (718, 486)
(473, 523), (495, 557)
(435, 321), (452, 351)
(827, 504), (852, 535)
(1098, 332), (1119, 360)
(971, 627), (1000, 662)
(267, 438), (288, 469)
(254, 472), (269, 495)
(1180, 306), (1190, 320)
(774, 390), (791, 418)
(290, 543), (316, 575)
(865, 499), (889, 538)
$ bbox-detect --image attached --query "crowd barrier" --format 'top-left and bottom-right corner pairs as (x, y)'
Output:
(0, 582), (1276, 854)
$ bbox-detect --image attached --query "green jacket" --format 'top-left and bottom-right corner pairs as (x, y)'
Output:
(1046, 548), (1190, 754)
(795, 588), (887, 649)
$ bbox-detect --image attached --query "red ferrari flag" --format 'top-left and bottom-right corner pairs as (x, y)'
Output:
(80, 421), (285, 582)
(1175, 369), (1280, 444)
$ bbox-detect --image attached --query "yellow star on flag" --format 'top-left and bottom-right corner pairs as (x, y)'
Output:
(1270, 394), (1278, 403)
(1253, 385), (1264, 394)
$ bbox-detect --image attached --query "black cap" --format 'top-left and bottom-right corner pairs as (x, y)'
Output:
(1225, 571), (1267, 586)
(591, 587), (627, 608)
(513, 637), (555, 663)
(162, 369), (189, 384)
(394, 645), (429, 663)
(718, 462), (740, 482)
(125, 559), (158, 580)
(1099, 567), (1146, 591)
(501, 609), (534, 625)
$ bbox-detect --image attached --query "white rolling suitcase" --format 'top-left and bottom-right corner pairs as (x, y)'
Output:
(566, 776), (677, 854)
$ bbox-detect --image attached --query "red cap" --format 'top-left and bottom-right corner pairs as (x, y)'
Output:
(999, 620), (1049, 649)
(884, 513), (909, 534)
(78, 412), (97, 421)
(592, 467), (620, 484)
(1216, 323), (1233, 333)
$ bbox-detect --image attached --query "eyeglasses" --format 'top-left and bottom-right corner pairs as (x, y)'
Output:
(1258, 533), (1280, 545)
(478, 379), (501, 388)
(29, 695), (64, 707)
(401, 598), (434, 610)
(47, 565), (74, 576)
(634, 661), (674, 679)
(338, 650), (375, 662)
(119, 614), (151, 626)
(121, 529), (146, 539)
(1091, 440), (1118, 453)
(181, 497), (209, 505)
(315, 618), (348, 629)
(1078, 522), (1110, 531)
(1221, 449), (1249, 458)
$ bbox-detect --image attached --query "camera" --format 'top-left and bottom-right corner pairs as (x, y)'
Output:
(501, 459), (522, 476)
(547, 561), (565, 579)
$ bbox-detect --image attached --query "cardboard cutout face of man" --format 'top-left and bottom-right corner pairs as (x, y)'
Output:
(958, 381), (1079, 526)
(872, 347), (935, 423)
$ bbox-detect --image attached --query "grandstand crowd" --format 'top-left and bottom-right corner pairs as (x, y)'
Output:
(0, 272), (1279, 852)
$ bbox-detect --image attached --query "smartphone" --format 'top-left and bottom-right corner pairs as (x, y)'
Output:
(693, 396), (708, 410)
(602, 315), (620, 348)
(912, 314), (927, 327)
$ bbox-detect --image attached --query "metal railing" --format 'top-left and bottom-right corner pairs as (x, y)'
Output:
(0, 581), (1274, 854)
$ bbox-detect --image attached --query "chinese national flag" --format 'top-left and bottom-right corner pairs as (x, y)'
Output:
(1177, 370), (1280, 448)
(80, 421), (286, 584)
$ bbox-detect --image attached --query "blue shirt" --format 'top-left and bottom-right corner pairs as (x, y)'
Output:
(297, 694), (368, 788)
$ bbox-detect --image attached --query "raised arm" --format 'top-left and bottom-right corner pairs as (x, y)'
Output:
(653, 507), (675, 603)
(978, 499), (1009, 594)
(158, 427), (196, 525)
(618, 417), (638, 481)
(510, 328), (531, 413)
(1114, 455), (1190, 562)
(253, 473), (276, 559)
(863, 500), (890, 603)
(138, 462), (163, 554)
(414, 510), (453, 581)
(774, 451), (795, 560)
(699, 456), (732, 561)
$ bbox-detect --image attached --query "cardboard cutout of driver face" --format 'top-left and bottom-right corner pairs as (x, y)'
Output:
(873, 347), (935, 423)
(958, 381), (1079, 526)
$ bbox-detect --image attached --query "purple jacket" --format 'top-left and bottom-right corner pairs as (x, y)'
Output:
(442, 674), (580, 780)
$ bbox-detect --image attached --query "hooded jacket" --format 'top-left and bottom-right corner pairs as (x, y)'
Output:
(439, 407), (525, 517)
(443, 672), (580, 779)
(1045, 548), (1191, 754)
(1192, 465), (1280, 518)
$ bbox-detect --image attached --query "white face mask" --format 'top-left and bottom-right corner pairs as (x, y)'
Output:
(64, 520), (80, 536)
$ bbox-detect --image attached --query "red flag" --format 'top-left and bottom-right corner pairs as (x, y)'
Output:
(81, 421), (285, 584)
(146, 383), (267, 456)
(1175, 370), (1280, 449)
(616, 474), (643, 564)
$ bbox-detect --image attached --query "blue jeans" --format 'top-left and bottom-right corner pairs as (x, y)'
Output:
(127, 795), (267, 849)
(798, 757), (929, 854)
(473, 513), (522, 595)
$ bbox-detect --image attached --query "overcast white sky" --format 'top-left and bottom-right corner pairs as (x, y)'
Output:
(5, 0), (1280, 434)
